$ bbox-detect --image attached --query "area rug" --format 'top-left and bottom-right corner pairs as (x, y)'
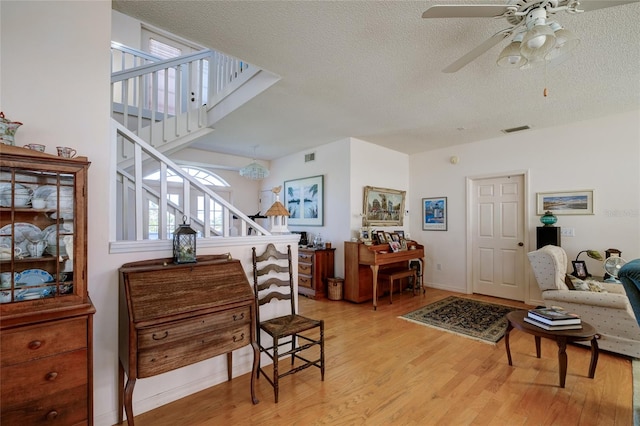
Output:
(399, 296), (518, 344)
(634, 358), (639, 426)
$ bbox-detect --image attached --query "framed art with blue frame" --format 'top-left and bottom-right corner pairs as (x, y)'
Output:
(422, 197), (447, 231)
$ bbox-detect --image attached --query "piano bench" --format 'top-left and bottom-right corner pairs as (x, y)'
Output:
(378, 267), (417, 304)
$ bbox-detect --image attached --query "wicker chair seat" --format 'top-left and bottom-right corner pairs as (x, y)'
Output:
(260, 314), (322, 337)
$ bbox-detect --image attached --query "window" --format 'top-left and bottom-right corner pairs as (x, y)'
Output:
(144, 166), (228, 238)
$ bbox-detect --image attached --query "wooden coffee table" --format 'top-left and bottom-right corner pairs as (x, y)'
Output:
(504, 310), (599, 388)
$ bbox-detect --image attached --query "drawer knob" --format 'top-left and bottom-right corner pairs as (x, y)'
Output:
(152, 331), (169, 340)
(233, 313), (245, 321)
(46, 372), (58, 381)
(46, 410), (58, 420)
(232, 333), (245, 342)
(28, 340), (42, 350)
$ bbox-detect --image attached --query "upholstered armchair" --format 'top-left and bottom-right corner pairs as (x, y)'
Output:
(528, 245), (640, 358)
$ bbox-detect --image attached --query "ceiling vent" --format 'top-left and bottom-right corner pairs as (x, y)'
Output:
(502, 125), (531, 134)
(305, 152), (315, 162)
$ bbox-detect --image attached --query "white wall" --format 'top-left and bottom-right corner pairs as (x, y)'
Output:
(409, 110), (640, 303)
(265, 138), (352, 276)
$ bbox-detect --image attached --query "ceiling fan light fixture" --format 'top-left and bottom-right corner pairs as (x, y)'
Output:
(544, 25), (580, 61)
(521, 25), (556, 60)
(497, 41), (528, 68)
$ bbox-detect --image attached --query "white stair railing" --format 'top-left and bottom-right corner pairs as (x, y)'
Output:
(113, 120), (270, 241)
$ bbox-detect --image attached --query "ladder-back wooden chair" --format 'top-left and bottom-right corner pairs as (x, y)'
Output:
(252, 244), (325, 402)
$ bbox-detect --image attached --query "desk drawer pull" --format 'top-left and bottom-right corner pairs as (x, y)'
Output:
(46, 410), (59, 420)
(46, 372), (58, 381)
(28, 340), (42, 350)
(152, 331), (169, 340)
(233, 313), (245, 321)
(232, 333), (245, 343)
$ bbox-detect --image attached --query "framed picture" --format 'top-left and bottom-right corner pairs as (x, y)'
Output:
(389, 241), (401, 253)
(390, 233), (400, 242)
(572, 260), (589, 279)
(376, 230), (387, 244)
(400, 239), (408, 251)
(395, 230), (405, 239)
(422, 197), (447, 231)
(363, 186), (406, 226)
(360, 227), (371, 242)
(536, 190), (594, 215)
(284, 175), (324, 226)
(384, 232), (393, 243)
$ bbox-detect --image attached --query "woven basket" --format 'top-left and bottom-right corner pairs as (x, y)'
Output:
(327, 277), (344, 301)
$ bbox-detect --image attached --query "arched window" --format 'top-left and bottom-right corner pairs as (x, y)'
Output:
(144, 166), (230, 239)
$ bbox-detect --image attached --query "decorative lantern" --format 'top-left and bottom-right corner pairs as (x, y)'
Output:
(173, 216), (197, 264)
(539, 210), (558, 227)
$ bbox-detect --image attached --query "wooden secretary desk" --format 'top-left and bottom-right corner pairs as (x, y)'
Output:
(118, 255), (259, 425)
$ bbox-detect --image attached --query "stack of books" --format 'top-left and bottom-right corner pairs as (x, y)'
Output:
(524, 307), (582, 330)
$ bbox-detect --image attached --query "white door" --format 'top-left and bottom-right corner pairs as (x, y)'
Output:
(471, 175), (525, 301)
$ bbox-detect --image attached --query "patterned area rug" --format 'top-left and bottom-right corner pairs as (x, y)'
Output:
(399, 296), (518, 344)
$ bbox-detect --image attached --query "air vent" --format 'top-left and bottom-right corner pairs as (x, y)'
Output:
(502, 125), (531, 134)
(305, 152), (315, 162)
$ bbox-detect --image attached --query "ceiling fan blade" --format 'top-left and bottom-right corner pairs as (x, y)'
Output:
(442, 31), (511, 73)
(577, 0), (639, 12)
(422, 5), (511, 19)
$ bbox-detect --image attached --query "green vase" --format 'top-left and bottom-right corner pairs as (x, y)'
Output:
(540, 211), (558, 227)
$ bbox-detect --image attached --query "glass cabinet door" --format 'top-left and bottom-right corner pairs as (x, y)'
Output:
(0, 168), (76, 304)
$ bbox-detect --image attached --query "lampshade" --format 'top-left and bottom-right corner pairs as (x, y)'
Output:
(239, 161), (270, 180)
(239, 145), (270, 180)
(544, 23), (580, 62)
(497, 33), (527, 68)
(521, 25), (556, 61)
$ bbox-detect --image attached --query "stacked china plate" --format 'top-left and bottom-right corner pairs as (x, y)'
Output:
(0, 183), (33, 207)
(45, 186), (73, 219)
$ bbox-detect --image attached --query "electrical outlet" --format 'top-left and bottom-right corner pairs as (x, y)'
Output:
(561, 228), (575, 237)
(437, 263), (442, 271)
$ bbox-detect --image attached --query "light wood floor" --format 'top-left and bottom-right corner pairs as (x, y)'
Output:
(124, 288), (633, 426)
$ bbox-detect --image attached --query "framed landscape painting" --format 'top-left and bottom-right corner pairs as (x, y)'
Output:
(536, 190), (594, 215)
(284, 175), (324, 226)
(363, 186), (406, 226)
(422, 197), (447, 231)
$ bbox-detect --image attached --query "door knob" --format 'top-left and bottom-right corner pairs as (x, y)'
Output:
(518, 242), (524, 247)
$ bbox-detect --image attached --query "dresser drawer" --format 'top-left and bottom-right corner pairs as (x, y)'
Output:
(0, 318), (87, 367)
(138, 323), (251, 378)
(298, 263), (313, 275)
(1, 349), (88, 411)
(298, 275), (313, 289)
(137, 306), (250, 350)
(298, 252), (314, 262)
(0, 381), (88, 425)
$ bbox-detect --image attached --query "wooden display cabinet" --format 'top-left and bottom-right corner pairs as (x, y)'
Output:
(0, 145), (95, 425)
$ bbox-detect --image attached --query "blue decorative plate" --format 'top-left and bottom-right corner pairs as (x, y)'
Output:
(15, 269), (54, 285)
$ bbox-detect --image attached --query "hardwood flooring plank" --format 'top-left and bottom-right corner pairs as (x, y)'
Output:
(124, 289), (633, 426)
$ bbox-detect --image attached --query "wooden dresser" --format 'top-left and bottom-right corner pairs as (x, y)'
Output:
(297, 247), (335, 299)
(0, 146), (95, 425)
(118, 255), (259, 425)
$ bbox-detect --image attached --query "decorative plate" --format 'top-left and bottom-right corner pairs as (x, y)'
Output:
(15, 269), (54, 285)
(0, 223), (43, 256)
(43, 224), (72, 257)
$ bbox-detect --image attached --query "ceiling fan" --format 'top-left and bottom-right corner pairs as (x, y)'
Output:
(422, 0), (639, 73)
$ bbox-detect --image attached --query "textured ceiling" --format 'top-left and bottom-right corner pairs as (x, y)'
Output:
(112, 0), (640, 160)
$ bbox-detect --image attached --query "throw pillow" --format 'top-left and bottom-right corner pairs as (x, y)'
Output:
(585, 279), (607, 293)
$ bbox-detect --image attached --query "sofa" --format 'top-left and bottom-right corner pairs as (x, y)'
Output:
(528, 245), (640, 358)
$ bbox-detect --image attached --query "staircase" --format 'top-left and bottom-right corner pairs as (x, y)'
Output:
(110, 42), (280, 243)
